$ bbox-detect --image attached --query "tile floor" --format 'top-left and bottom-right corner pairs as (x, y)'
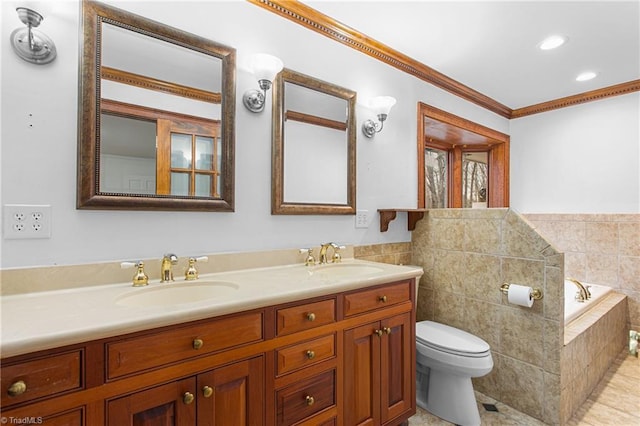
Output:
(409, 349), (639, 425)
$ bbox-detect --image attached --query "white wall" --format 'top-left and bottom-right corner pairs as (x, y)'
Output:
(510, 93), (640, 213)
(0, 0), (507, 268)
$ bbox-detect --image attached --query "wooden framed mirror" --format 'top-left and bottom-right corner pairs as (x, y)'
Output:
(77, 0), (236, 211)
(272, 69), (356, 215)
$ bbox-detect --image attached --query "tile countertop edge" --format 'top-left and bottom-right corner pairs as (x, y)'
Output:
(1, 260), (424, 359)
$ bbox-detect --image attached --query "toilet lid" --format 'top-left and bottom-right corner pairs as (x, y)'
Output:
(416, 321), (490, 357)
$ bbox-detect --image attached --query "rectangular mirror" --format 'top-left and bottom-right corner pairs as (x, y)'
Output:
(272, 69), (356, 214)
(78, 0), (236, 211)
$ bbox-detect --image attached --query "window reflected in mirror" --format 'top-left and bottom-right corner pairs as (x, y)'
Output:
(78, 0), (236, 211)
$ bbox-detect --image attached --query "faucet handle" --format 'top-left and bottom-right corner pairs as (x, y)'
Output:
(121, 261), (149, 287)
(330, 243), (346, 263)
(299, 248), (316, 266)
(185, 256), (208, 281)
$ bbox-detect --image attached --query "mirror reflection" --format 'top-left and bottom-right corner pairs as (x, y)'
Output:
(78, 1), (236, 211)
(272, 69), (356, 215)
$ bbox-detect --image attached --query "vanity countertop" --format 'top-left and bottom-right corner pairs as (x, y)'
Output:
(1, 259), (423, 358)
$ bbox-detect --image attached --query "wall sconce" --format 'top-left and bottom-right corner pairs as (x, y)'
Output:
(362, 96), (396, 138)
(243, 53), (284, 113)
(10, 7), (57, 65)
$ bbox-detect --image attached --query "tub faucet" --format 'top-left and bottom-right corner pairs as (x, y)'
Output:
(567, 278), (591, 302)
(160, 253), (178, 282)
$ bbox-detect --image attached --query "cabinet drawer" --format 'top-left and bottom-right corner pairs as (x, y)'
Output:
(276, 334), (335, 376)
(1, 350), (82, 407)
(107, 311), (263, 379)
(276, 299), (335, 336)
(343, 281), (410, 317)
(276, 370), (335, 425)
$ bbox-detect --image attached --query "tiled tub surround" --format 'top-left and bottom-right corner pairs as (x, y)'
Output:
(411, 208), (565, 424)
(563, 292), (628, 421)
(524, 213), (639, 331)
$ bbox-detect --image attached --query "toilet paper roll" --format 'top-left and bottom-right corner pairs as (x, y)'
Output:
(507, 284), (534, 308)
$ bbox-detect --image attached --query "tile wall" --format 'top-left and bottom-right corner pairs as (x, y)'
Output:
(410, 208), (564, 424)
(524, 214), (639, 331)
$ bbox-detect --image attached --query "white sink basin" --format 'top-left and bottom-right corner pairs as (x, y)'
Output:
(311, 263), (385, 278)
(116, 281), (240, 307)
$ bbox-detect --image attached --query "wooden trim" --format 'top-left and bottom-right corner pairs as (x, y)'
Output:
(101, 66), (221, 104)
(248, 1), (640, 119)
(511, 79), (640, 118)
(418, 102), (510, 209)
(101, 99), (219, 125)
(248, 0), (512, 118)
(285, 110), (347, 131)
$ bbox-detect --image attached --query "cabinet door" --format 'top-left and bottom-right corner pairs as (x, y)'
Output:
(380, 312), (413, 424)
(343, 322), (380, 426)
(107, 378), (196, 426)
(197, 356), (264, 426)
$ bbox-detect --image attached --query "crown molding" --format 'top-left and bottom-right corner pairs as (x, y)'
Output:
(248, 0), (512, 118)
(248, 0), (640, 120)
(511, 80), (640, 118)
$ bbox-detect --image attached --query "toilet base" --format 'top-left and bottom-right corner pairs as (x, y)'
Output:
(418, 367), (481, 426)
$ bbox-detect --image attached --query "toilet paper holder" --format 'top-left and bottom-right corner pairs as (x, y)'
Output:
(500, 283), (543, 300)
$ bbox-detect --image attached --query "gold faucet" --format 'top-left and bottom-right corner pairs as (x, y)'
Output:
(567, 278), (591, 302)
(318, 242), (345, 264)
(299, 248), (316, 266)
(185, 256), (209, 281)
(132, 262), (149, 287)
(160, 253), (178, 282)
(121, 261), (149, 286)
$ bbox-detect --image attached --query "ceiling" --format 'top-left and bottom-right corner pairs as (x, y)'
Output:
(304, 1), (640, 110)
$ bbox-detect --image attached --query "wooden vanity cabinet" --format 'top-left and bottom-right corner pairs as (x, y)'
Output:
(343, 282), (415, 426)
(107, 356), (264, 426)
(1, 278), (416, 426)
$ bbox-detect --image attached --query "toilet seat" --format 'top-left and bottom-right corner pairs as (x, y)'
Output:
(416, 321), (490, 358)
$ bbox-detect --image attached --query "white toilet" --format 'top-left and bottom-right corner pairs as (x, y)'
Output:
(415, 320), (493, 426)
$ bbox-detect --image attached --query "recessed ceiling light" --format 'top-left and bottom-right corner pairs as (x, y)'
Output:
(576, 71), (598, 82)
(539, 34), (568, 50)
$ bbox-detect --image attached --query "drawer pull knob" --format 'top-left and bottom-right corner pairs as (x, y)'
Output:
(306, 312), (316, 322)
(183, 392), (195, 405)
(202, 386), (213, 398)
(374, 329), (383, 337)
(306, 350), (316, 360)
(383, 327), (392, 335)
(193, 338), (204, 350)
(7, 380), (27, 397)
(305, 395), (315, 406)
(378, 295), (388, 303)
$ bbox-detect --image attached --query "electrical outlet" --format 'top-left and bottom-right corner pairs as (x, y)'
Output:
(3, 204), (52, 239)
(355, 209), (369, 228)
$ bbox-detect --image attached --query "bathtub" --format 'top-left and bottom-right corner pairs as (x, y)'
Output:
(564, 279), (612, 324)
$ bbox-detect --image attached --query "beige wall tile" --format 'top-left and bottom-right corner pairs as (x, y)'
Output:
(499, 356), (544, 420)
(463, 253), (502, 304)
(431, 218), (464, 250)
(464, 298), (502, 352)
(433, 250), (466, 293)
(585, 253), (619, 286)
(500, 307), (544, 366)
(586, 222), (619, 254)
(464, 218), (502, 254)
(619, 256), (640, 292)
(619, 222), (640, 257)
